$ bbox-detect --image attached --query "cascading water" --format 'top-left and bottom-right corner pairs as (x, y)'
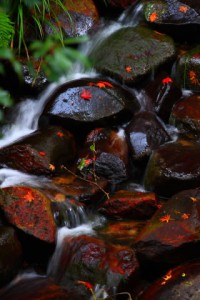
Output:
(0, 3), (146, 299)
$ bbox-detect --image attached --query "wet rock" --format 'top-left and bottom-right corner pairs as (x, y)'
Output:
(170, 94), (200, 138)
(99, 220), (146, 245)
(99, 189), (158, 220)
(135, 188), (200, 266)
(49, 234), (139, 288)
(0, 126), (76, 175)
(45, 0), (99, 37)
(139, 261), (200, 300)
(144, 139), (200, 198)
(0, 226), (22, 287)
(90, 26), (176, 86)
(175, 45), (200, 92)
(0, 276), (82, 300)
(142, 0), (200, 41)
(50, 173), (109, 205)
(0, 186), (57, 243)
(40, 78), (139, 135)
(126, 111), (171, 162)
(144, 72), (182, 122)
(78, 127), (129, 184)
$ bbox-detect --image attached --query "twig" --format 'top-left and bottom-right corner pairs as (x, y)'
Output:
(61, 165), (110, 200)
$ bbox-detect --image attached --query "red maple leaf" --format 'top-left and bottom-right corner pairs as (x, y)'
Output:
(96, 81), (113, 88)
(24, 191), (34, 202)
(181, 213), (190, 220)
(39, 151), (46, 156)
(125, 66), (132, 73)
(160, 214), (172, 223)
(80, 89), (92, 100)
(162, 77), (173, 84)
(57, 131), (64, 137)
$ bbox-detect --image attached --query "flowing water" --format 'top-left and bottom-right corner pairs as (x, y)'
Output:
(0, 3), (159, 298)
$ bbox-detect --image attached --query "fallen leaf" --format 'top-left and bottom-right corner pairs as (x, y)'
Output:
(57, 131), (64, 137)
(39, 151), (46, 156)
(55, 193), (65, 202)
(188, 70), (199, 84)
(179, 5), (188, 13)
(190, 197), (197, 202)
(162, 77), (173, 84)
(181, 213), (190, 219)
(80, 89), (92, 100)
(49, 164), (55, 171)
(24, 191), (34, 202)
(125, 66), (132, 73)
(149, 11), (158, 22)
(160, 214), (172, 223)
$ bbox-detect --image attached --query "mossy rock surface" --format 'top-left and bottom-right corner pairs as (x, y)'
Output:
(90, 26), (176, 85)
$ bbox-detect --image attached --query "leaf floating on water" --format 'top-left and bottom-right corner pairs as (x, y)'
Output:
(80, 89), (92, 100)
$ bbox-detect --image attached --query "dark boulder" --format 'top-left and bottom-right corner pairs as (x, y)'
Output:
(144, 139), (200, 197)
(0, 126), (76, 175)
(126, 111), (171, 162)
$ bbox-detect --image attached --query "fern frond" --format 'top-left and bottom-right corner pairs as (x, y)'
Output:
(0, 10), (14, 48)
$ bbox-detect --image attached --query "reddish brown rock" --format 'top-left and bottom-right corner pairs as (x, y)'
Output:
(99, 220), (145, 245)
(78, 127), (129, 184)
(0, 276), (82, 300)
(170, 94), (200, 138)
(49, 235), (139, 287)
(135, 188), (200, 266)
(139, 261), (200, 300)
(126, 111), (171, 161)
(144, 139), (200, 197)
(0, 186), (57, 243)
(50, 173), (109, 205)
(0, 126), (76, 175)
(99, 189), (158, 219)
(144, 72), (182, 122)
(0, 226), (22, 287)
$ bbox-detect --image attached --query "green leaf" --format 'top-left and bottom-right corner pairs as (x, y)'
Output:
(0, 10), (14, 48)
(77, 158), (87, 171)
(0, 88), (13, 107)
(90, 143), (96, 152)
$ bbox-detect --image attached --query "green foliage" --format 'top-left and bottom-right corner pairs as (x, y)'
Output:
(30, 35), (91, 81)
(0, 10), (14, 48)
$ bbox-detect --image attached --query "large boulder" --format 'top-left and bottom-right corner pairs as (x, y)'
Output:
(90, 26), (176, 85)
(144, 139), (200, 197)
(0, 186), (57, 243)
(0, 126), (76, 175)
(135, 188), (200, 266)
(139, 260), (200, 300)
(40, 78), (139, 135)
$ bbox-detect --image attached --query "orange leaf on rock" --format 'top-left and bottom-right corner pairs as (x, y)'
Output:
(49, 164), (55, 171)
(24, 191), (34, 202)
(96, 81), (113, 88)
(181, 213), (190, 219)
(160, 214), (172, 223)
(80, 89), (92, 100)
(179, 5), (188, 13)
(149, 11), (158, 22)
(125, 66), (132, 73)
